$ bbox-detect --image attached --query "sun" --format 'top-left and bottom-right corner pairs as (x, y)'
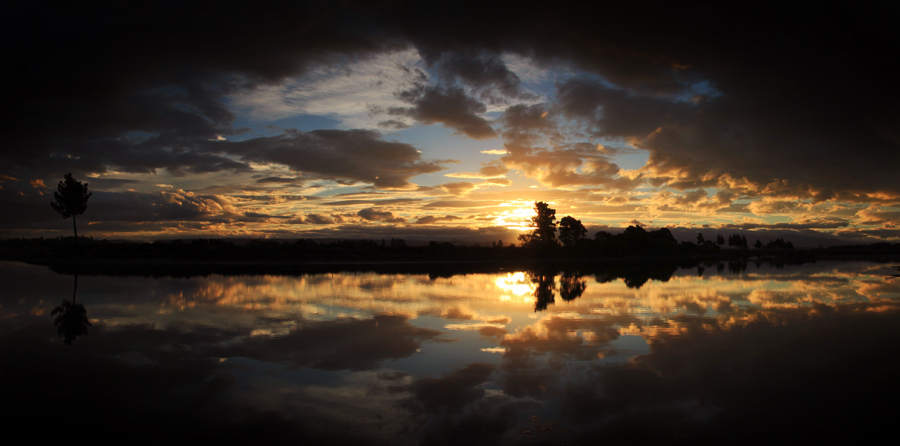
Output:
(491, 201), (537, 231)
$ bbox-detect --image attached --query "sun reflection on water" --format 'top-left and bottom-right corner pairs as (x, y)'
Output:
(494, 271), (534, 299)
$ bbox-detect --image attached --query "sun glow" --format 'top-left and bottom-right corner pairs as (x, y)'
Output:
(491, 201), (536, 231)
(495, 272), (534, 298)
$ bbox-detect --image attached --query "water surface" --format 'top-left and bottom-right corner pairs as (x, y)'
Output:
(2, 260), (899, 444)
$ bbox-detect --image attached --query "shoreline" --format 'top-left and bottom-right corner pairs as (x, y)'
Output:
(4, 252), (899, 279)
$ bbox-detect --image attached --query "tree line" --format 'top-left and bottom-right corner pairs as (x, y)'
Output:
(517, 201), (794, 255)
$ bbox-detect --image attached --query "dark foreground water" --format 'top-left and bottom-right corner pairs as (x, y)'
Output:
(2, 260), (900, 444)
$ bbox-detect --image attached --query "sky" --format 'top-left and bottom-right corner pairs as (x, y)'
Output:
(2, 1), (899, 245)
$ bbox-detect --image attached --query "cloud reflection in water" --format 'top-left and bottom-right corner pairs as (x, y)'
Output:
(1, 260), (899, 443)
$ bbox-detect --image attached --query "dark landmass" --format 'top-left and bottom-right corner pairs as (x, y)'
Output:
(2, 232), (899, 278)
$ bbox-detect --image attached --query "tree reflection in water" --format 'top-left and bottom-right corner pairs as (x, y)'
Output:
(530, 272), (556, 312)
(51, 274), (91, 345)
(529, 261), (684, 311)
(559, 271), (586, 302)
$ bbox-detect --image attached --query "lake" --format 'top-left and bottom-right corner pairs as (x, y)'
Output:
(2, 259), (899, 444)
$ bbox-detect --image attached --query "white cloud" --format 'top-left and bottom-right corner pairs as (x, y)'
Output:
(230, 49), (425, 128)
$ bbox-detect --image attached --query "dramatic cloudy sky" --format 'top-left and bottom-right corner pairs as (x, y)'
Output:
(3, 1), (899, 244)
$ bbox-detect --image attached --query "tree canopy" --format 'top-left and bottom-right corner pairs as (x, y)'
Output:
(518, 201), (557, 248)
(51, 173), (92, 238)
(558, 216), (587, 247)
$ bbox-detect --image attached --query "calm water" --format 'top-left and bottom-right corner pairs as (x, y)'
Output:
(2, 260), (900, 444)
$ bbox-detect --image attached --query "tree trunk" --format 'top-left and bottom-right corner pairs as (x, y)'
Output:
(72, 275), (78, 305)
(73, 214), (78, 239)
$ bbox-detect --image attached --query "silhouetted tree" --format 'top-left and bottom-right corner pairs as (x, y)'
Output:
(697, 233), (705, 245)
(754, 239), (763, 249)
(51, 173), (92, 239)
(592, 226), (678, 257)
(518, 202), (558, 248)
(764, 237), (794, 249)
(558, 216), (587, 247)
(650, 228), (679, 251)
(716, 234), (725, 246)
(728, 234), (748, 249)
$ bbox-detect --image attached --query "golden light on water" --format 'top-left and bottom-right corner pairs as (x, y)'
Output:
(495, 272), (534, 300)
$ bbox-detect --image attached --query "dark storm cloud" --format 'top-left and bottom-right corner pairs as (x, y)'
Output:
(390, 85), (497, 139)
(433, 49), (531, 105)
(220, 129), (450, 189)
(855, 206), (900, 226)
(557, 79), (691, 138)
(4, 1), (900, 202)
(0, 2), (431, 185)
(78, 177), (141, 190)
(497, 103), (644, 189)
(414, 215), (462, 225)
(241, 211), (292, 221)
(357, 207), (407, 223)
(322, 198), (421, 206)
(255, 176), (302, 184)
(304, 214), (335, 225)
(0, 188), (240, 235)
(411, 1), (900, 195)
(718, 220), (851, 231)
(501, 104), (557, 138)
(523, 6), (900, 195)
(90, 190), (238, 223)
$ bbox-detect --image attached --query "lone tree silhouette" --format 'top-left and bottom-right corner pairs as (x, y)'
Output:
(51, 173), (92, 239)
(558, 216), (587, 247)
(518, 201), (558, 248)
